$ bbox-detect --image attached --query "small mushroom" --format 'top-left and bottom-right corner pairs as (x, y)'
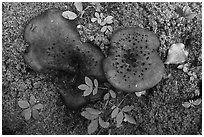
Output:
(103, 27), (164, 92)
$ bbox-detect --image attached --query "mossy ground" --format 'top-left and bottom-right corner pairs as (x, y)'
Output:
(2, 2), (202, 135)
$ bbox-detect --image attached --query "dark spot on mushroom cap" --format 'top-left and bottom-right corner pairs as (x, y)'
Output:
(103, 27), (164, 92)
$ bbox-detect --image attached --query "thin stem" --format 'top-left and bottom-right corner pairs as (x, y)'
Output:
(98, 87), (108, 90)
(83, 6), (95, 11)
(118, 93), (130, 107)
(103, 99), (109, 110)
(97, 93), (130, 135)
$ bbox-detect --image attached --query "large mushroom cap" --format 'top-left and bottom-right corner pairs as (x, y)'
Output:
(103, 27), (164, 92)
(24, 8), (105, 79)
(24, 8), (106, 109)
(24, 8), (80, 72)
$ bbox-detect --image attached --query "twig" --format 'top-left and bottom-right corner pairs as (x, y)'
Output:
(118, 93), (130, 107)
(98, 87), (108, 90)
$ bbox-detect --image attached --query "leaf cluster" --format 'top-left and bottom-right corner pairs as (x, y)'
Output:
(62, 2), (103, 20)
(111, 105), (136, 127)
(81, 108), (109, 134)
(175, 5), (197, 20)
(104, 89), (116, 100)
(78, 76), (99, 96)
(18, 95), (43, 120)
(91, 12), (114, 34)
(177, 63), (198, 81)
(182, 98), (201, 108)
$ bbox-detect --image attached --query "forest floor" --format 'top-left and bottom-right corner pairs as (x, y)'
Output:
(2, 2), (202, 135)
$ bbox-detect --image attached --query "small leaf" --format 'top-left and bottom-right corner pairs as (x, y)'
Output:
(100, 21), (106, 26)
(109, 90), (116, 98)
(33, 103), (43, 110)
(182, 102), (191, 108)
(91, 18), (97, 23)
(165, 43), (188, 64)
(184, 63), (188, 67)
(111, 107), (119, 118)
(83, 88), (93, 96)
(183, 66), (188, 73)
(177, 64), (184, 69)
(195, 90), (200, 96)
(107, 26), (113, 32)
(192, 98), (201, 106)
(88, 119), (98, 134)
(100, 13), (104, 18)
(101, 26), (107, 32)
(81, 111), (99, 120)
(103, 93), (110, 100)
(99, 117), (109, 128)
(97, 18), (102, 24)
(104, 16), (113, 24)
(32, 108), (39, 120)
(74, 2), (83, 12)
(116, 111), (124, 127)
(78, 84), (89, 90)
(86, 108), (101, 115)
(95, 12), (100, 18)
(94, 79), (98, 88)
(18, 100), (30, 109)
(62, 11), (78, 20)
(85, 77), (93, 88)
(124, 113), (136, 125)
(121, 105), (134, 112)
(92, 87), (98, 95)
(29, 95), (36, 106)
(135, 90), (146, 97)
(21, 108), (31, 120)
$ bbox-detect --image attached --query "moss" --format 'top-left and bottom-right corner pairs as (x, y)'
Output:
(2, 2), (201, 135)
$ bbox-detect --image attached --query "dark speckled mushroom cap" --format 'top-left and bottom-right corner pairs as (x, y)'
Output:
(24, 8), (80, 72)
(24, 8), (105, 80)
(103, 27), (164, 92)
